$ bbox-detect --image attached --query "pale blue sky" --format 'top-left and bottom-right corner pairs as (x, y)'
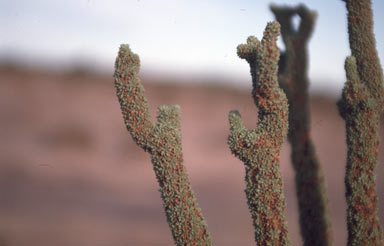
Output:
(1, 0), (383, 93)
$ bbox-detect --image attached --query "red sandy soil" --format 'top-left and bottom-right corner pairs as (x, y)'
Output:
(0, 67), (383, 246)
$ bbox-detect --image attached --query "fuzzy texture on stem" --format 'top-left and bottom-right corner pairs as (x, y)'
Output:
(271, 4), (332, 246)
(338, 0), (384, 245)
(114, 44), (212, 246)
(228, 21), (290, 246)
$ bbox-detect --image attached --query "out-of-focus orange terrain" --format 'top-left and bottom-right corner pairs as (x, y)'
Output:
(0, 66), (383, 246)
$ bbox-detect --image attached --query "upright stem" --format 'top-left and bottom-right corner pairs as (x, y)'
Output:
(114, 45), (212, 246)
(271, 5), (332, 245)
(339, 0), (384, 245)
(228, 22), (290, 246)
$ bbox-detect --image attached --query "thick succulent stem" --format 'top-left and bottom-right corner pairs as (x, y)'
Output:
(343, 0), (384, 104)
(114, 44), (212, 246)
(228, 21), (290, 246)
(271, 4), (332, 246)
(339, 1), (384, 245)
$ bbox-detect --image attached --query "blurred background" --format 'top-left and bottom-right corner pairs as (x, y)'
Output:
(0, 0), (383, 245)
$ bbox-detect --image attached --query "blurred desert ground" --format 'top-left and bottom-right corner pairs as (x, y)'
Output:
(0, 64), (383, 246)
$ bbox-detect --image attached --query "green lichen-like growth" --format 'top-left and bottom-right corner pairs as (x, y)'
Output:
(228, 21), (290, 245)
(270, 4), (332, 246)
(114, 44), (212, 246)
(338, 0), (384, 245)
